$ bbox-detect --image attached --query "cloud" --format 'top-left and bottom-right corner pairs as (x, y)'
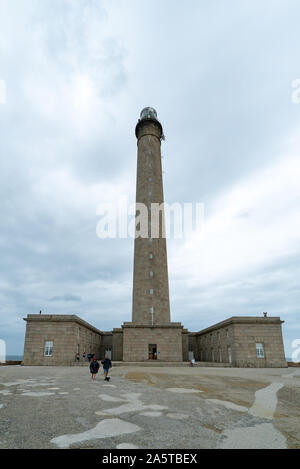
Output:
(171, 132), (300, 287)
(0, 80), (6, 104)
(48, 294), (82, 302)
(169, 128), (300, 356)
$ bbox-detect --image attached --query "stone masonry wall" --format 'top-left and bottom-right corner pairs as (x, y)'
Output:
(112, 329), (123, 361)
(123, 325), (183, 362)
(232, 322), (287, 367)
(22, 315), (102, 366)
(132, 119), (171, 326)
(193, 317), (287, 367)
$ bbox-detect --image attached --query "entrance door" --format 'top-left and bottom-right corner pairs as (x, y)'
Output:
(104, 348), (112, 360)
(149, 344), (157, 360)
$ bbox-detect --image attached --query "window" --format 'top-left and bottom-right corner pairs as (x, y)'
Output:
(150, 307), (154, 325)
(228, 346), (232, 364)
(149, 253), (153, 259)
(226, 329), (229, 338)
(150, 289), (154, 295)
(150, 271), (153, 278)
(44, 341), (53, 357)
(256, 343), (265, 358)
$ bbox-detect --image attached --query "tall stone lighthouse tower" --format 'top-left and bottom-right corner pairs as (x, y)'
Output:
(132, 107), (170, 326)
(122, 108), (185, 362)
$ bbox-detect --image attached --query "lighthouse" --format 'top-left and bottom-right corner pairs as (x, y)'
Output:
(122, 108), (184, 362)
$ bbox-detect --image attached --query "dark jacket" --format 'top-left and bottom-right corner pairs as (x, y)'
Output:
(89, 360), (100, 374)
(101, 358), (112, 369)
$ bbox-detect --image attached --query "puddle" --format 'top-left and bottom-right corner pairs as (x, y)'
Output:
(116, 443), (139, 449)
(249, 383), (284, 419)
(166, 388), (203, 394)
(21, 392), (55, 397)
(98, 393), (168, 416)
(166, 413), (189, 420)
(218, 382), (287, 448)
(206, 399), (248, 413)
(139, 412), (162, 417)
(218, 422), (287, 449)
(99, 395), (126, 403)
(51, 418), (141, 448)
(2, 380), (36, 387)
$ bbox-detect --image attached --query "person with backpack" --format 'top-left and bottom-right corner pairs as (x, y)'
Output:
(101, 355), (112, 381)
(89, 357), (100, 379)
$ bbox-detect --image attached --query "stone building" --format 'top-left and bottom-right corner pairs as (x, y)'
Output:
(22, 108), (287, 367)
(22, 314), (124, 366)
(188, 315), (287, 368)
(22, 312), (287, 367)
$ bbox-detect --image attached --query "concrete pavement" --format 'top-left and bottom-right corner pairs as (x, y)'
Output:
(0, 365), (299, 449)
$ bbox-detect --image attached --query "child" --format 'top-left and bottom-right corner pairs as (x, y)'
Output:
(89, 357), (100, 379)
(101, 355), (112, 381)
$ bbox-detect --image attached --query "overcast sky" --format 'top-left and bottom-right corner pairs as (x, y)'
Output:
(0, 0), (300, 358)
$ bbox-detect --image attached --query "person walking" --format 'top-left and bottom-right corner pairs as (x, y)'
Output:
(89, 357), (100, 379)
(101, 355), (112, 381)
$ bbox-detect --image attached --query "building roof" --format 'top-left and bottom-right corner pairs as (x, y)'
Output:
(23, 314), (103, 335)
(190, 315), (284, 336)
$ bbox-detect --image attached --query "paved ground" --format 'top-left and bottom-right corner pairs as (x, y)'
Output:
(0, 365), (299, 449)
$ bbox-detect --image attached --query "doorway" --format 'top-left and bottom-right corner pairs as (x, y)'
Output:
(149, 344), (157, 360)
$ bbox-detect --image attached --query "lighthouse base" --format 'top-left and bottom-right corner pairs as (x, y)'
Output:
(122, 322), (184, 362)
